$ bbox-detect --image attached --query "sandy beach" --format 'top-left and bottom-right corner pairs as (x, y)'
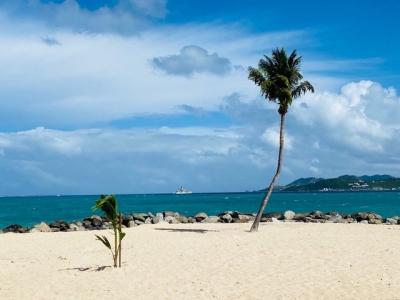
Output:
(1, 222), (400, 300)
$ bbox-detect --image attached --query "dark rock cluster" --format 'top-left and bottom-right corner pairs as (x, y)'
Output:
(1, 210), (399, 233)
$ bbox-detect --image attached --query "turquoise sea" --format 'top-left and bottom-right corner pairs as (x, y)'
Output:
(1, 191), (400, 228)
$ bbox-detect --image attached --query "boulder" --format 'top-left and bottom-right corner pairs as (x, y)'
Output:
(271, 217), (280, 223)
(69, 223), (85, 231)
(152, 213), (164, 224)
(221, 213), (233, 223)
(264, 212), (283, 220)
(134, 220), (144, 225)
(284, 210), (295, 220)
(49, 220), (70, 232)
(164, 216), (180, 224)
(3, 224), (28, 233)
(368, 218), (382, 225)
(386, 218), (397, 225)
(176, 215), (188, 223)
(328, 213), (343, 223)
(163, 211), (176, 218)
(359, 220), (369, 224)
(202, 216), (220, 223)
(33, 222), (51, 232)
(352, 212), (369, 222)
(233, 214), (251, 223)
(194, 212), (208, 222)
(308, 210), (324, 219)
(294, 213), (307, 222)
(133, 213), (147, 222)
(144, 217), (152, 224)
(260, 217), (272, 222)
(187, 217), (196, 223)
(128, 221), (137, 228)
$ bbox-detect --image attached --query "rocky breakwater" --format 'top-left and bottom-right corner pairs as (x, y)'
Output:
(1, 210), (400, 234)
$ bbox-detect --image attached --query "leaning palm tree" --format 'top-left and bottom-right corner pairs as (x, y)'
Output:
(248, 48), (314, 232)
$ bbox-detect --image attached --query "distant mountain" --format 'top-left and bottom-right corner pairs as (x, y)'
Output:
(286, 177), (323, 187)
(281, 174), (400, 192)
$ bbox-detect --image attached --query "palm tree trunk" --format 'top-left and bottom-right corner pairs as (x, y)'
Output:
(113, 226), (118, 267)
(250, 113), (285, 232)
(118, 213), (122, 268)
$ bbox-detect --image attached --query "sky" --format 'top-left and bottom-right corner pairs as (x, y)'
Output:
(0, 0), (399, 195)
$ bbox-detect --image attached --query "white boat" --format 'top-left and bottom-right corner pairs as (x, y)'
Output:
(175, 187), (192, 194)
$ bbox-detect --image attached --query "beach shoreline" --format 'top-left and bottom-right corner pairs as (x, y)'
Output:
(1, 222), (399, 299)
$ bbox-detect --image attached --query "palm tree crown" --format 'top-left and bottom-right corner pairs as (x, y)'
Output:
(248, 48), (314, 114)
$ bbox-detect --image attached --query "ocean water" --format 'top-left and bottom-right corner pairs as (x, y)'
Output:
(1, 191), (400, 228)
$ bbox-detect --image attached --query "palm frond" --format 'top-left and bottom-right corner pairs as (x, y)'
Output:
(95, 235), (112, 250)
(291, 81), (315, 98)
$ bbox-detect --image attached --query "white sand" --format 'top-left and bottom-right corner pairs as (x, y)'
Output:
(1, 222), (400, 300)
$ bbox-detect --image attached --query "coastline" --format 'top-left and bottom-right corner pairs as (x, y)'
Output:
(1, 222), (399, 299)
(2, 210), (400, 234)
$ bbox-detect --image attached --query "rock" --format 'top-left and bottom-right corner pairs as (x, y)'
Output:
(163, 211), (176, 218)
(3, 224), (28, 233)
(221, 213), (233, 223)
(219, 211), (233, 217)
(147, 212), (155, 218)
(386, 218), (397, 225)
(328, 213), (343, 223)
(284, 210), (295, 220)
(231, 211), (240, 219)
(128, 220), (137, 227)
(176, 215), (188, 223)
(260, 217), (272, 222)
(360, 220), (369, 224)
(49, 220), (70, 231)
(164, 216), (179, 224)
(133, 213), (147, 222)
(233, 214), (251, 223)
(144, 217), (152, 224)
(271, 217), (280, 223)
(187, 217), (196, 223)
(134, 220), (144, 225)
(308, 210), (324, 219)
(294, 213), (307, 222)
(202, 216), (220, 223)
(194, 212), (208, 222)
(264, 212), (283, 219)
(352, 212), (369, 222)
(33, 222), (51, 232)
(152, 213), (164, 224)
(368, 218), (382, 225)
(69, 223), (85, 231)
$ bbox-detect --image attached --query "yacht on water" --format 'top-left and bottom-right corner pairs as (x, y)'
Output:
(175, 187), (192, 194)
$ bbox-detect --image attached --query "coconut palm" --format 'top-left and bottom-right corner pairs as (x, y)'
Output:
(93, 195), (125, 267)
(248, 48), (314, 232)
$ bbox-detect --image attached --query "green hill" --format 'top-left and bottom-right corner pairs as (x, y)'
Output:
(281, 174), (400, 192)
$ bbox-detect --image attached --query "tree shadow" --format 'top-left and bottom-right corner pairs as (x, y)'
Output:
(154, 228), (218, 234)
(58, 265), (112, 272)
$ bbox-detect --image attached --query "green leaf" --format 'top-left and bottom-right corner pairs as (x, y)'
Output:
(119, 231), (126, 241)
(95, 235), (112, 250)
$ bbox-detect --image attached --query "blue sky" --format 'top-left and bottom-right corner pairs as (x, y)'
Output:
(0, 0), (399, 195)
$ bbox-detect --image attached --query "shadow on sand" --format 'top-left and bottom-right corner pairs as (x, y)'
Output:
(154, 228), (218, 234)
(58, 265), (111, 272)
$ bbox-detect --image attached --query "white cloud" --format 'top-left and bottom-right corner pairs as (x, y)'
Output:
(292, 81), (397, 153)
(261, 127), (293, 150)
(152, 45), (232, 76)
(0, 126), (278, 195)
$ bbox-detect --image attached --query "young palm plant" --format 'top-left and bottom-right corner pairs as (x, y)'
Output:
(248, 48), (314, 232)
(92, 195), (125, 267)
